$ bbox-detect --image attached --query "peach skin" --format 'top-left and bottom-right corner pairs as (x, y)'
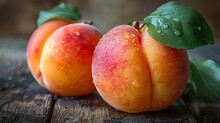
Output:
(40, 23), (102, 96)
(27, 22), (102, 96)
(27, 19), (72, 87)
(92, 25), (189, 113)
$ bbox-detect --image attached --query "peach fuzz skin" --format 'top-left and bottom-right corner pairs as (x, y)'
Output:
(27, 22), (102, 96)
(92, 25), (189, 113)
(27, 19), (72, 87)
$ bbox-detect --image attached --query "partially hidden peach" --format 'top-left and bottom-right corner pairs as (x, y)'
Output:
(92, 25), (189, 113)
(27, 22), (102, 96)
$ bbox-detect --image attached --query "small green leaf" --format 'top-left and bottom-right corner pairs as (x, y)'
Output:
(190, 59), (220, 101)
(37, 3), (81, 26)
(144, 1), (214, 49)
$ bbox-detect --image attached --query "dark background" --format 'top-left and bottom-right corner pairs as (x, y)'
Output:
(0, 0), (220, 38)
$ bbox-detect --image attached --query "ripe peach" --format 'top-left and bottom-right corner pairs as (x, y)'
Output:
(27, 19), (72, 87)
(27, 22), (102, 96)
(92, 25), (189, 113)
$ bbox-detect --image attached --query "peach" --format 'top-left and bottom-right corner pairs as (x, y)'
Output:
(27, 19), (72, 87)
(27, 22), (102, 96)
(92, 25), (189, 113)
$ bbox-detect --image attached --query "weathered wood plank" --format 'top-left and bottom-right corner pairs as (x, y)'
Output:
(0, 38), (28, 77)
(51, 93), (196, 123)
(183, 94), (220, 123)
(0, 39), (54, 123)
(0, 73), (54, 123)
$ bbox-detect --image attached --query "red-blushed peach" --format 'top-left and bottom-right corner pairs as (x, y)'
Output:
(92, 25), (189, 113)
(27, 19), (72, 87)
(40, 23), (102, 96)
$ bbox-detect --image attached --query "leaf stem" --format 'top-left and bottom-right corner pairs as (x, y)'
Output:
(132, 21), (145, 34)
(82, 20), (93, 25)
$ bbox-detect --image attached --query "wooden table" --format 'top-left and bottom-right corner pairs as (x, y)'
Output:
(0, 38), (219, 123)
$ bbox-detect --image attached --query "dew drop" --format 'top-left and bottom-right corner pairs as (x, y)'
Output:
(74, 31), (80, 36)
(125, 35), (130, 39)
(197, 26), (201, 31)
(173, 18), (179, 22)
(131, 34), (135, 37)
(163, 24), (169, 29)
(157, 30), (162, 34)
(56, 50), (59, 53)
(131, 80), (139, 87)
(136, 66), (141, 71)
(157, 13), (161, 16)
(132, 80), (136, 85)
(174, 31), (180, 36)
(61, 40), (65, 44)
(48, 45), (55, 49)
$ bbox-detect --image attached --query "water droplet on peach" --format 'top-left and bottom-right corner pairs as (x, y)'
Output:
(131, 80), (139, 87)
(47, 45), (55, 49)
(136, 66), (141, 71)
(125, 35), (130, 39)
(74, 31), (80, 36)
(61, 40), (65, 44)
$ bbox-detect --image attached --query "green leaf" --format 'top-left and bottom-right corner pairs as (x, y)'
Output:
(37, 3), (81, 26)
(144, 1), (214, 49)
(190, 59), (220, 101)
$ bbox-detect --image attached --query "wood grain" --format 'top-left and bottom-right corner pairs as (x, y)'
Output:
(182, 84), (220, 123)
(51, 93), (196, 123)
(0, 74), (54, 123)
(184, 96), (220, 123)
(0, 39), (54, 123)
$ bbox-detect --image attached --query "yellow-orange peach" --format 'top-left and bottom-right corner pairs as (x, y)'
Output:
(27, 22), (102, 96)
(27, 19), (72, 87)
(92, 25), (189, 113)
